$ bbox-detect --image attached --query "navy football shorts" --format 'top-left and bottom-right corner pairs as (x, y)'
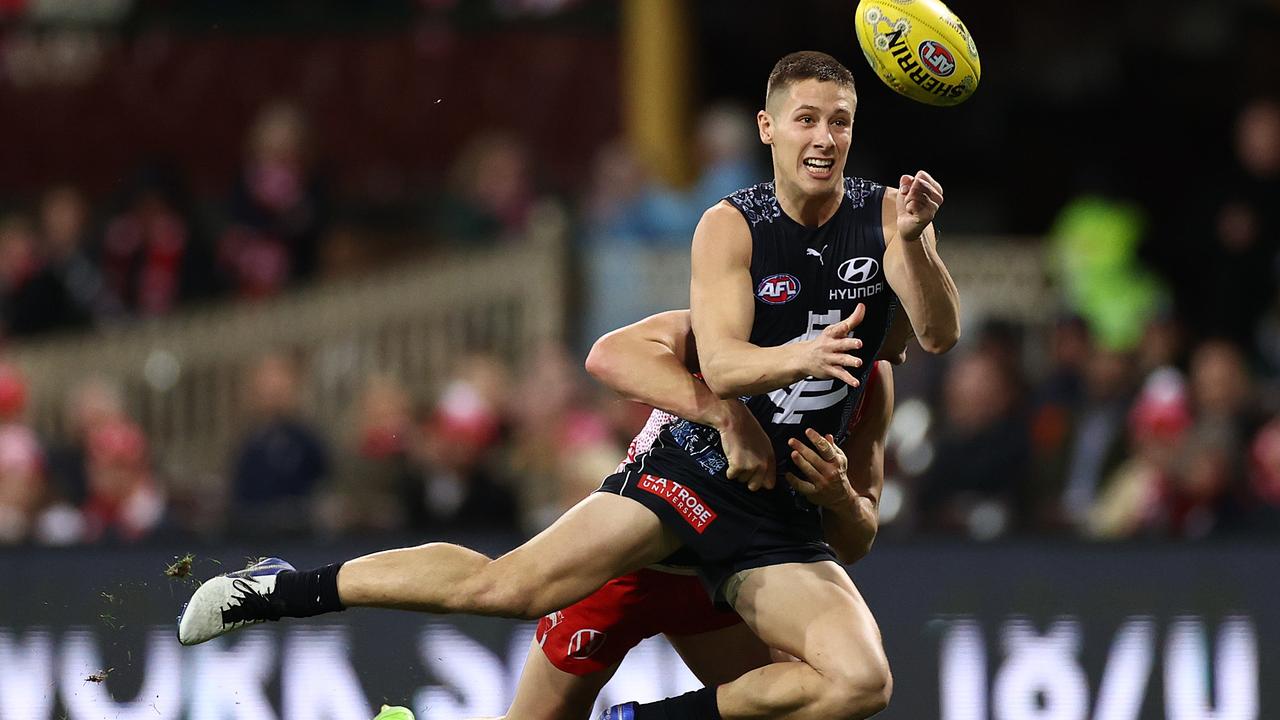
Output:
(596, 443), (836, 606)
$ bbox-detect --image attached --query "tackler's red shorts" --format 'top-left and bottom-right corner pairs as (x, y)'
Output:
(535, 567), (744, 675)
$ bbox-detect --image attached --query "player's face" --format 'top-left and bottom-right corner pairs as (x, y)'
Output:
(759, 79), (856, 197)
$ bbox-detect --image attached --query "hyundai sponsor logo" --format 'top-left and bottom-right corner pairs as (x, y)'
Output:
(837, 257), (880, 284)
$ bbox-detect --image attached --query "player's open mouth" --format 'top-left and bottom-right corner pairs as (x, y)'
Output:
(803, 158), (835, 178)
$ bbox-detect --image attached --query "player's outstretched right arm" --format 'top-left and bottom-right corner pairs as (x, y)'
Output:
(691, 204), (865, 399)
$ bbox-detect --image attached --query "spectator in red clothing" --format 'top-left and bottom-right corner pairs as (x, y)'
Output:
(219, 101), (328, 298)
(80, 419), (167, 543)
(0, 421), (44, 543)
(417, 357), (519, 532)
(99, 166), (217, 318)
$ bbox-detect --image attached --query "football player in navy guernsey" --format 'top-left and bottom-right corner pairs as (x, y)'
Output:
(499, 308), (907, 720)
(176, 51), (956, 720)
(592, 50), (959, 720)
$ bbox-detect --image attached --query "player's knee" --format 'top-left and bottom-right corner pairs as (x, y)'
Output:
(463, 563), (544, 619)
(821, 660), (892, 719)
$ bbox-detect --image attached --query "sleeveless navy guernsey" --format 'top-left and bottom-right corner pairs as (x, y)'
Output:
(597, 176), (899, 592)
(665, 177), (899, 478)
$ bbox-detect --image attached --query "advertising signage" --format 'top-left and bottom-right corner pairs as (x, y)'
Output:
(0, 542), (1271, 719)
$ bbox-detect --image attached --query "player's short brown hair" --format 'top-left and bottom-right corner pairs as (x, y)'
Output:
(765, 51), (856, 106)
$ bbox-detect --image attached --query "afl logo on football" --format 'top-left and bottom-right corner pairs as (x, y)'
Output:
(567, 629), (608, 659)
(838, 257), (880, 285)
(918, 40), (956, 77)
(756, 273), (801, 305)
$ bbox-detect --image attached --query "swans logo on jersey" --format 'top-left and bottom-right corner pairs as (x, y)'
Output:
(567, 628), (608, 659)
(757, 273), (801, 304)
(918, 40), (957, 77)
(838, 257), (880, 284)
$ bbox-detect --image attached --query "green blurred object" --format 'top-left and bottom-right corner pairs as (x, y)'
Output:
(1048, 195), (1168, 352)
(372, 705), (415, 720)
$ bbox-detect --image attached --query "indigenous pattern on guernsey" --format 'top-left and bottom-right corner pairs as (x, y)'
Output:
(664, 176), (898, 480)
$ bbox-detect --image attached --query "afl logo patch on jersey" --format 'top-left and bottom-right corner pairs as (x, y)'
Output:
(838, 257), (880, 285)
(756, 273), (801, 304)
(918, 40), (957, 77)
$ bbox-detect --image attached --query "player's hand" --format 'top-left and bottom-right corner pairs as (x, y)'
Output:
(716, 401), (776, 491)
(796, 303), (865, 387)
(896, 170), (943, 242)
(785, 429), (855, 509)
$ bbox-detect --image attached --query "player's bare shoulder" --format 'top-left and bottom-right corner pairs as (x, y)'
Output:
(692, 201), (753, 263)
(699, 201), (751, 236)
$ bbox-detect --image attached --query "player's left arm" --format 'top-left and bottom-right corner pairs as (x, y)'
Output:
(881, 171), (961, 354)
(785, 361), (894, 564)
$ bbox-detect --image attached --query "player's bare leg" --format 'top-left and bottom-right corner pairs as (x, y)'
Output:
(668, 622), (775, 686)
(337, 494), (678, 616)
(500, 610), (774, 720)
(178, 494), (681, 644)
(713, 561), (891, 720)
(609, 561), (889, 720)
(502, 639), (619, 720)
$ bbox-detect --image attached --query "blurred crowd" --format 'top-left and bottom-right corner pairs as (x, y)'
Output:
(0, 102), (334, 339)
(895, 97), (1280, 542)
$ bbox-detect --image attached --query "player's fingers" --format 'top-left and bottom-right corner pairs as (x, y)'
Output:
(915, 169), (941, 191)
(832, 337), (863, 353)
(788, 448), (823, 486)
(822, 319), (848, 338)
(914, 179), (943, 202)
(919, 190), (943, 210)
(788, 436), (825, 470)
(830, 352), (863, 368)
(899, 173), (914, 189)
(828, 365), (860, 387)
(784, 472), (817, 497)
(847, 303), (866, 328)
(805, 428), (836, 461)
(918, 177), (944, 201)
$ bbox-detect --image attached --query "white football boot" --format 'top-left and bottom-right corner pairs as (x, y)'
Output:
(177, 557), (294, 645)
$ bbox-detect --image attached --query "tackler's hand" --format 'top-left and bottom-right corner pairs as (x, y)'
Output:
(719, 401), (776, 492)
(785, 429), (855, 510)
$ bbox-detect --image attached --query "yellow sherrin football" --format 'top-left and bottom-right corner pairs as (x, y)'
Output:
(854, 0), (981, 106)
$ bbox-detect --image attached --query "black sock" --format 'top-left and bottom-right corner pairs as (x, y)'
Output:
(270, 563), (346, 618)
(632, 687), (721, 720)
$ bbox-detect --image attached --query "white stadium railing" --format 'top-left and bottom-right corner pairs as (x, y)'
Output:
(8, 223), (1046, 493)
(8, 204), (568, 491)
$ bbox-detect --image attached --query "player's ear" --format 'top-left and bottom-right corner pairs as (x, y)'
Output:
(757, 109), (773, 145)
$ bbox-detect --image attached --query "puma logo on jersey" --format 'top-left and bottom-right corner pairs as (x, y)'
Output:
(806, 244), (830, 266)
